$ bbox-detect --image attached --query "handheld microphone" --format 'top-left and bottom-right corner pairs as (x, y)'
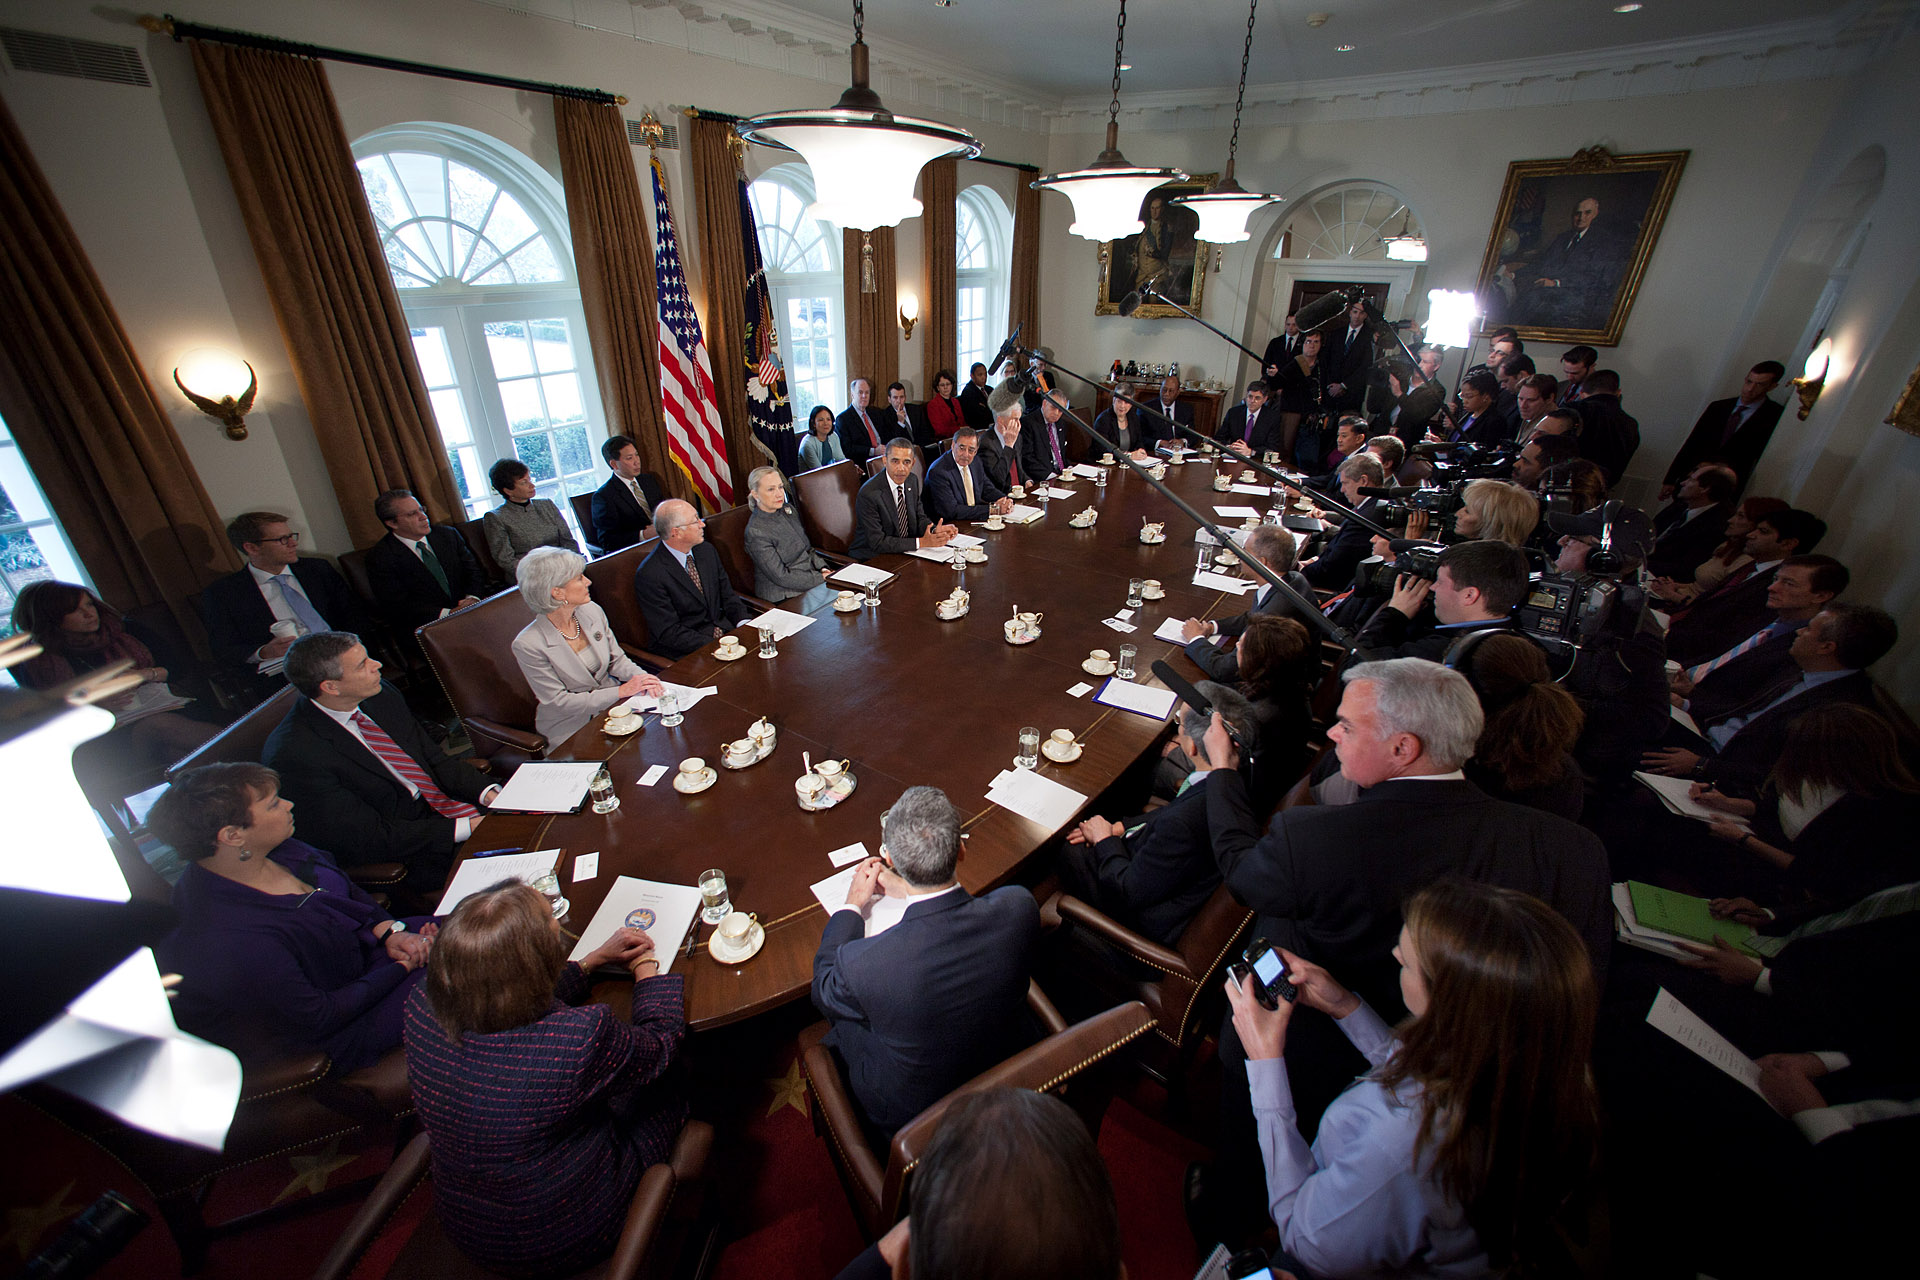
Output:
(986, 322), (1023, 376)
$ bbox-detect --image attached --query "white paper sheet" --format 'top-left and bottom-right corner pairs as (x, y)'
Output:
(112, 681), (193, 727)
(1214, 504), (1261, 518)
(1066, 681), (1094, 698)
(1154, 616), (1192, 642)
(1094, 679), (1180, 721)
(909, 545), (971, 562)
(1670, 704), (1705, 739)
(573, 852), (600, 882)
(1227, 483), (1272, 496)
(1044, 485), (1077, 499)
(434, 848), (562, 914)
(986, 766), (1089, 829)
(567, 876), (704, 972)
(1003, 504), (1045, 524)
(1115, 608), (1135, 621)
(946, 532), (985, 549)
(639, 764), (669, 786)
(1194, 570), (1257, 594)
(1101, 617), (1137, 633)
(827, 841), (870, 868)
(745, 608), (815, 640)
(488, 762), (602, 813)
(1647, 988), (1764, 1096)
(619, 681), (718, 715)
(1070, 463), (1105, 479)
(828, 563), (893, 588)
(1632, 771), (1751, 830)
(810, 866), (912, 936)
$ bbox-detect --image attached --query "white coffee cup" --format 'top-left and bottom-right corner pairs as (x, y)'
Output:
(717, 910), (757, 951)
(727, 737), (755, 762)
(607, 705), (634, 724)
(1050, 729), (1075, 746)
(1102, 453), (1116, 464)
(836, 590), (858, 606)
(986, 515), (1005, 529)
(679, 756), (706, 778)
(1089, 648), (1111, 664)
(1143, 579), (1161, 592)
(270, 620), (299, 639)
(796, 773), (827, 801)
(718, 633), (739, 651)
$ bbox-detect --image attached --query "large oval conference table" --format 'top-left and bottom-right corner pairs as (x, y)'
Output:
(465, 450), (1285, 1030)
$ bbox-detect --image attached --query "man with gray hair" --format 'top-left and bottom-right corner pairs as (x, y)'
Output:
(1300, 451), (1389, 589)
(1178, 524), (1317, 680)
(633, 498), (756, 658)
(811, 785), (1040, 1136)
(977, 383), (1029, 495)
(1183, 656), (1610, 1241)
(1061, 682), (1255, 945)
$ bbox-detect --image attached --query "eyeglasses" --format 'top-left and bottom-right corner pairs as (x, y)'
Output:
(257, 532), (301, 546)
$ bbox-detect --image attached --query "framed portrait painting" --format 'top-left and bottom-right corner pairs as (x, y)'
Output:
(1474, 147), (1688, 346)
(1096, 174), (1214, 318)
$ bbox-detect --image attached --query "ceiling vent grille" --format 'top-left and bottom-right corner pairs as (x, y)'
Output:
(626, 118), (679, 150)
(0, 28), (151, 87)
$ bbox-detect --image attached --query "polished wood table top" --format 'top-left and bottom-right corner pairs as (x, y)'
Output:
(465, 453), (1270, 1029)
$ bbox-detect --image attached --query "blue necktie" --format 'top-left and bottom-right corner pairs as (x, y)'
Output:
(270, 573), (329, 636)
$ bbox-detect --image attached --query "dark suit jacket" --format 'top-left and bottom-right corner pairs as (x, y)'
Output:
(1301, 498), (1386, 589)
(1261, 332), (1304, 375)
(1271, 357), (1326, 418)
(1182, 573), (1319, 682)
(977, 430), (1025, 495)
(589, 472), (666, 552)
(834, 405), (887, 462)
(202, 558), (369, 672)
(957, 381), (994, 431)
(1206, 772), (1611, 1014)
(1449, 409), (1510, 446)
(1352, 611), (1512, 663)
(262, 682), (492, 884)
(633, 540), (754, 659)
(922, 451), (1004, 524)
(1146, 398), (1195, 446)
(365, 528), (495, 638)
(1218, 403), (1283, 453)
(1648, 501), (1734, 581)
(877, 404), (934, 452)
(1092, 408), (1156, 455)
(1664, 396), (1787, 489)
(849, 470), (933, 560)
(1696, 671), (1877, 795)
(1019, 413), (1069, 482)
(1665, 562), (1782, 668)
(1086, 782), (1220, 946)
(1323, 325), (1374, 414)
(1574, 394), (1641, 485)
(1683, 625), (1798, 724)
(811, 887), (1039, 1134)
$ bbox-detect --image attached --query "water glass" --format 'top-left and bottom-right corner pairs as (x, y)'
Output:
(1126, 578), (1145, 609)
(1116, 644), (1138, 681)
(658, 688), (683, 727)
(589, 766), (619, 814)
(1016, 726), (1040, 770)
(757, 626), (777, 659)
(1196, 545), (1213, 573)
(699, 868), (731, 924)
(530, 870), (569, 919)
(1037, 486), (1051, 511)
(864, 577), (882, 607)
(1094, 467), (1108, 488)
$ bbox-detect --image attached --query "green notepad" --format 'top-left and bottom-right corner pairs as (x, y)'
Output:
(1627, 881), (1757, 954)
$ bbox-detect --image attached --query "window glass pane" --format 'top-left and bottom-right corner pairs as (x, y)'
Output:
(391, 153), (447, 219)
(552, 424), (593, 477)
(529, 318), (574, 372)
(513, 433), (557, 482)
(498, 379), (547, 432)
(411, 327), (456, 388)
(448, 164), (495, 232)
(485, 321), (534, 379)
(481, 192), (538, 256)
(395, 223), (447, 280)
(506, 239), (563, 284)
(0, 413), (91, 627)
(429, 389), (472, 445)
(542, 374), (585, 424)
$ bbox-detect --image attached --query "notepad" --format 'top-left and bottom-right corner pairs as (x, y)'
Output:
(810, 865), (912, 936)
(487, 762), (601, 813)
(1632, 771), (1751, 831)
(1647, 988), (1764, 1096)
(828, 563), (893, 588)
(1626, 881), (1756, 953)
(1214, 505), (1261, 519)
(1153, 616), (1191, 643)
(1044, 485), (1076, 499)
(745, 608), (815, 640)
(435, 848), (561, 914)
(1003, 504), (1045, 524)
(1093, 679), (1179, 721)
(1228, 483), (1272, 496)
(1193, 569), (1257, 594)
(985, 767), (1089, 829)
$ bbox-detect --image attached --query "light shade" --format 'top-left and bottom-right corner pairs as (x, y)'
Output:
(1425, 289), (1479, 348)
(1177, 189), (1280, 245)
(737, 111), (979, 231)
(1036, 165), (1184, 243)
(173, 347), (253, 401)
(1802, 337), (1832, 381)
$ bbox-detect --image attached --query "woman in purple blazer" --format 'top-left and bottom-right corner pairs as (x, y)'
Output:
(404, 883), (687, 1277)
(149, 763), (433, 1072)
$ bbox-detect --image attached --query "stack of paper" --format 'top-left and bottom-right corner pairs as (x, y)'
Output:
(829, 563), (893, 589)
(1646, 988), (1764, 1095)
(1003, 504), (1045, 524)
(1194, 569), (1257, 594)
(1093, 679), (1180, 721)
(1213, 504), (1261, 519)
(809, 864), (912, 936)
(1070, 463), (1105, 479)
(1624, 880), (1756, 953)
(435, 849), (562, 914)
(112, 682), (194, 727)
(1632, 771), (1751, 831)
(745, 608), (815, 640)
(1043, 485), (1077, 499)
(1153, 616), (1191, 643)
(1227, 482), (1272, 496)
(568, 876), (704, 972)
(620, 682), (718, 715)
(947, 533), (985, 549)
(488, 762), (602, 813)
(986, 767), (1089, 829)
(909, 545), (969, 562)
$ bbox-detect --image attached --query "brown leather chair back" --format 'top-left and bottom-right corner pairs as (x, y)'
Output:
(862, 443), (926, 487)
(335, 548), (376, 607)
(793, 462), (863, 554)
(700, 503), (759, 602)
(165, 686), (299, 780)
(415, 593), (545, 760)
(580, 538), (672, 668)
(454, 517), (504, 584)
(569, 493), (602, 556)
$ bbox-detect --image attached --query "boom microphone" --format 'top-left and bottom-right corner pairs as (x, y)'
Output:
(986, 323), (1023, 376)
(1117, 273), (1165, 319)
(1357, 485), (1422, 499)
(1292, 287), (1363, 335)
(1150, 660), (1248, 752)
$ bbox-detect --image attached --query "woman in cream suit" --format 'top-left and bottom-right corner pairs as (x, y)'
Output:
(510, 548), (662, 745)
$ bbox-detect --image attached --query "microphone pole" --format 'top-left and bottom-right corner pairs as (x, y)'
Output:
(1120, 283), (1265, 365)
(1007, 346), (1355, 650)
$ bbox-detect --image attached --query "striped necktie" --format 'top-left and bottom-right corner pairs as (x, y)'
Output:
(351, 710), (480, 820)
(1686, 624), (1780, 684)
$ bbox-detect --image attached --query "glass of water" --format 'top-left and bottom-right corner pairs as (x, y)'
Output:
(589, 766), (619, 814)
(1126, 578), (1144, 609)
(1094, 467), (1107, 488)
(530, 870), (569, 920)
(1196, 545), (1213, 573)
(1116, 644), (1138, 680)
(1016, 726), (1040, 769)
(699, 868), (731, 924)
(864, 577), (882, 607)
(658, 687), (683, 727)
(757, 626), (777, 659)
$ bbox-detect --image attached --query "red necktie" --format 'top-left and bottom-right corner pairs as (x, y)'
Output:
(860, 410), (880, 450)
(352, 711), (480, 820)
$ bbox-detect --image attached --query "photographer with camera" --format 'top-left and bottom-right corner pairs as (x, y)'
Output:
(1351, 540), (1528, 663)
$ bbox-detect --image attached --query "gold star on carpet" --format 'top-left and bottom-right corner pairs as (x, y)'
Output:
(5, 1180), (81, 1262)
(765, 1058), (809, 1118)
(273, 1138), (357, 1204)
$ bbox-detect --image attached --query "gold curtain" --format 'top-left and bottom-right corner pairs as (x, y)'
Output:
(842, 228), (899, 396)
(0, 93), (235, 634)
(1010, 166), (1043, 354)
(552, 98), (694, 506)
(919, 158), (957, 394)
(187, 41), (462, 546)
(686, 116), (765, 496)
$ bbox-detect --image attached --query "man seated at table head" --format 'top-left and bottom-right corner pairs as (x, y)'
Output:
(812, 786), (1041, 1137)
(633, 498), (757, 658)
(590, 434), (667, 551)
(924, 427), (1013, 525)
(1154, 374), (1194, 433)
(835, 377), (887, 462)
(849, 439), (957, 560)
(364, 489), (495, 643)
(1352, 539), (1527, 662)
(201, 509), (371, 700)
(979, 383), (1030, 495)
(1180, 525), (1317, 679)
(264, 631), (498, 890)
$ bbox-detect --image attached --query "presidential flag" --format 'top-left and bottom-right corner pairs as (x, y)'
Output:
(650, 155), (732, 508)
(739, 176), (798, 475)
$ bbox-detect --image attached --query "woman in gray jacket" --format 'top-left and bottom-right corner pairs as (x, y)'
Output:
(743, 466), (836, 613)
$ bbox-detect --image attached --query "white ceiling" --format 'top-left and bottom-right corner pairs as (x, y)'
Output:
(752, 0), (1874, 102)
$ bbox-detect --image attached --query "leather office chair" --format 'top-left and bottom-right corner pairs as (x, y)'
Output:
(414, 595), (548, 767)
(580, 539), (678, 670)
(334, 548), (417, 679)
(569, 493), (605, 558)
(798, 992), (1152, 1241)
(310, 1121), (715, 1280)
(696, 503), (775, 613)
(861, 443), (926, 487)
(453, 518), (505, 585)
(791, 462), (863, 555)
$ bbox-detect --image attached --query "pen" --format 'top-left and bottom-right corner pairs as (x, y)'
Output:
(466, 847), (526, 858)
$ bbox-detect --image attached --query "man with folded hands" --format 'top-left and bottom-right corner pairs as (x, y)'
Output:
(923, 427), (1013, 524)
(848, 439), (957, 560)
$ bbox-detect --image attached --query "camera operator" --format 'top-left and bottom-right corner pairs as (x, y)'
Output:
(1351, 540), (1527, 662)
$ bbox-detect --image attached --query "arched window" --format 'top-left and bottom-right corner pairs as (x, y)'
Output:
(0, 411), (90, 633)
(956, 186), (1012, 375)
(353, 125), (606, 533)
(749, 166), (843, 426)
(1271, 184), (1423, 262)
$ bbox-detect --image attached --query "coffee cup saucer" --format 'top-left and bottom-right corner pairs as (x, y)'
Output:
(672, 767), (717, 794)
(1139, 532), (1166, 544)
(714, 643), (749, 661)
(1140, 586), (1166, 599)
(603, 714), (644, 737)
(1082, 658), (1117, 676)
(708, 921), (765, 964)
(833, 598), (864, 613)
(1041, 739), (1083, 763)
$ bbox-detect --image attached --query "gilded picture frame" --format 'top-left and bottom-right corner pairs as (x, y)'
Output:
(1096, 174), (1215, 318)
(1886, 358), (1920, 438)
(1473, 147), (1689, 347)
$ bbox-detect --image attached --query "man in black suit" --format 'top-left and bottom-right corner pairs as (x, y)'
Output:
(1300, 453), (1388, 589)
(1217, 380), (1281, 455)
(812, 786), (1040, 1136)
(1492, 354), (1534, 437)
(879, 381), (935, 452)
(1020, 349), (1059, 415)
(1673, 556), (1846, 724)
(590, 435), (668, 552)
(364, 489), (495, 645)
(1646, 464), (1737, 581)
(633, 499), (757, 659)
(201, 510), (371, 703)
(1321, 297), (1375, 416)
(1148, 375), (1195, 446)
(1019, 395), (1071, 486)
(923, 428), (1012, 524)
(834, 377), (886, 462)
(1514, 197), (1625, 327)
(1665, 508), (1826, 667)
(1062, 684), (1255, 946)
(1352, 539), (1526, 662)
(957, 361), (994, 431)
(978, 387), (1029, 495)
(849, 439), (957, 560)
(1259, 313), (1302, 381)
(1572, 369), (1641, 485)
(1661, 362), (1789, 498)
(1557, 345), (1597, 405)
(264, 632), (497, 888)
(1179, 525), (1317, 680)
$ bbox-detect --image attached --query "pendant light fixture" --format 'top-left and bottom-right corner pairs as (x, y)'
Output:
(1173, 0), (1280, 244)
(1033, 0), (1185, 243)
(736, 0), (980, 232)
(1381, 209), (1429, 262)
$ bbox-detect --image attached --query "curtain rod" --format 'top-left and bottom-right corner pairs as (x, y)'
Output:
(148, 14), (624, 105)
(678, 104), (1037, 173)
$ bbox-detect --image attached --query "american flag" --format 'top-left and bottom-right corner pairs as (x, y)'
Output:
(650, 155), (732, 509)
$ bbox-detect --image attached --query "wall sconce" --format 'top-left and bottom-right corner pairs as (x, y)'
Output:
(898, 292), (919, 341)
(173, 348), (258, 440)
(1792, 337), (1832, 420)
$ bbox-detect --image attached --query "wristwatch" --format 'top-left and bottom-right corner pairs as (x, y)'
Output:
(381, 920), (407, 940)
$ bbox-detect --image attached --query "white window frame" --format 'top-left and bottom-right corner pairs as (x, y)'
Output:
(0, 412), (92, 639)
(750, 164), (844, 429)
(956, 185), (1013, 377)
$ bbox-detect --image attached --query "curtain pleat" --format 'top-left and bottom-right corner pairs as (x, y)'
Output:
(920, 158), (957, 394)
(1010, 166), (1043, 355)
(842, 228), (899, 398)
(686, 117), (766, 495)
